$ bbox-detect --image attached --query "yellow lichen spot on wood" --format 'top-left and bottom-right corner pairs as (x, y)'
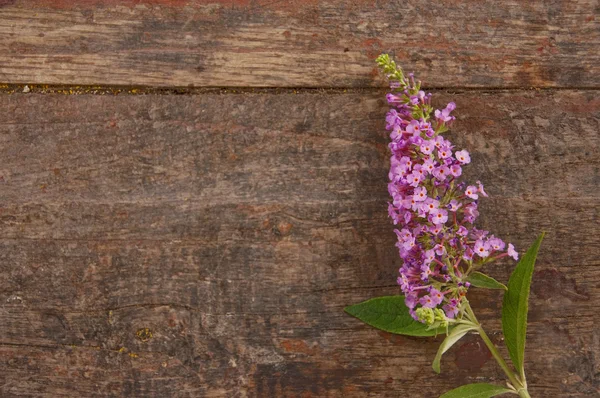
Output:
(136, 328), (153, 342)
(118, 347), (126, 353)
(128, 352), (138, 358)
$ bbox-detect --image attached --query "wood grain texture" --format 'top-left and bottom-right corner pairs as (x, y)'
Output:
(0, 91), (598, 397)
(0, 0), (598, 88)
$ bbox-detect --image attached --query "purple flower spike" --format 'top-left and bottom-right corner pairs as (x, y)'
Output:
(377, 57), (518, 323)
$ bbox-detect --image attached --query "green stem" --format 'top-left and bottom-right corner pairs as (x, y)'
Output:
(517, 389), (531, 398)
(463, 302), (529, 396)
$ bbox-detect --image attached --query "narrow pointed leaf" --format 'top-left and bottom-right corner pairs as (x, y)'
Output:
(501, 233), (545, 378)
(440, 383), (515, 398)
(345, 296), (445, 337)
(432, 324), (477, 373)
(467, 271), (508, 290)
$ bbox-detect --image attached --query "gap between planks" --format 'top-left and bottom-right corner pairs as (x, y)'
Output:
(0, 84), (598, 96)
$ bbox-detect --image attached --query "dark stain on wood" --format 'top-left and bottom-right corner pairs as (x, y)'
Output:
(532, 269), (590, 302)
(454, 335), (493, 373)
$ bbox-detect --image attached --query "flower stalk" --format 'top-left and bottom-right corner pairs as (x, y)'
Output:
(463, 301), (530, 397)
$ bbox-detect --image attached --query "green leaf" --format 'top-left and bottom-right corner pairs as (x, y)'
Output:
(432, 324), (477, 373)
(501, 233), (545, 378)
(467, 271), (508, 290)
(344, 296), (445, 337)
(440, 383), (515, 398)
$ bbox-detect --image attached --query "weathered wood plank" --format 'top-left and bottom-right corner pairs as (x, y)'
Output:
(0, 0), (598, 88)
(0, 91), (598, 397)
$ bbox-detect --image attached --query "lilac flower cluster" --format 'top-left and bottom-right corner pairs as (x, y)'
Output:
(376, 55), (518, 323)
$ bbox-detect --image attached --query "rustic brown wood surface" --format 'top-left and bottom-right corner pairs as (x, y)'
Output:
(0, 0), (599, 88)
(1, 0), (599, 397)
(0, 91), (598, 397)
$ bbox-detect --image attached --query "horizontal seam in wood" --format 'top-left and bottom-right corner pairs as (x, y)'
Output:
(0, 85), (599, 96)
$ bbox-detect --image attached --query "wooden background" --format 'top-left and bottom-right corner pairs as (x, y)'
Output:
(0, 1), (598, 397)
